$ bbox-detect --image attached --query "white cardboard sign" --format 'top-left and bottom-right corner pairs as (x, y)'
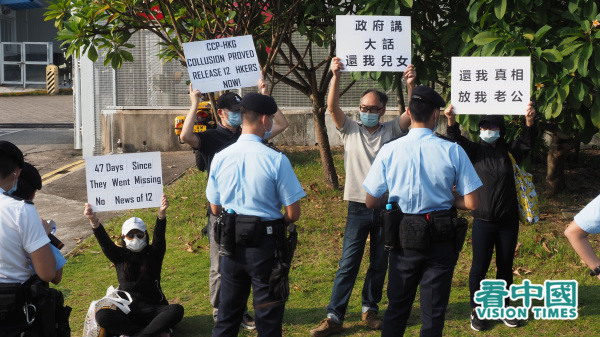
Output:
(451, 57), (531, 115)
(85, 152), (163, 212)
(183, 35), (262, 93)
(336, 15), (411, 72)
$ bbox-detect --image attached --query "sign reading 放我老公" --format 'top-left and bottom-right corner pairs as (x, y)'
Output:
(85, 152), (163, 212)
(183, 35), (262, 93)
(336, 15), (411, 72)
(451, 57), (531, 115)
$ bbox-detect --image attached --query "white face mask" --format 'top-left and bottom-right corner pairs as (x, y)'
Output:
(480, 129), (500, 144)
(263, 116), (274, 140)
(125, 237), (147, 252)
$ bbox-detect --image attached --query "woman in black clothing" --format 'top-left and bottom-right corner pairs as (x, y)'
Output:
(83, 195), (183, 337)
(444, 103), (536, 332)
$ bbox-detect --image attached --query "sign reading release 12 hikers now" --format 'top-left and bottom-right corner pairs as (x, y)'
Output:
(85, 152), (163, 212)
(336, 15), (411, 72)
(183, 35), (262, 93)
(451, 57), (531, 115)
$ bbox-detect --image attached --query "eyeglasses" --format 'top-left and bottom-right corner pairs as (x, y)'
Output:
(359, 105), (384, 114)
(125, 231), (145, 240)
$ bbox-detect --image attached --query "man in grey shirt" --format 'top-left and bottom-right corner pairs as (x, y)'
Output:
(310, 57), (414, 337)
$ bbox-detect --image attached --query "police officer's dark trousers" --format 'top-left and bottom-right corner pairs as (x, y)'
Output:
(213, 234), (283, 337)
(382, 240), (458, 337)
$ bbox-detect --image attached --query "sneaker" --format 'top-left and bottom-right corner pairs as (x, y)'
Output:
(470, 309), (487, 332)
(500, 317), (520, 328)
(361, 311), (382, 330)
(241, 313), (256, 330)
(309, 318), (343, 337)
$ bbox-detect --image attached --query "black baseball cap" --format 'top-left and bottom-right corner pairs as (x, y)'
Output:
(13, 162), (42, 199)
(411, 85), (446, 108)
(240, 92), (278, 115)
(216, 92), (242, 111)
(0, 140), (24, 168)
(479, 115), (506, 129)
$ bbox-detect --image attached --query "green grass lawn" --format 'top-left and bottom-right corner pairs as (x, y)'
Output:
(54, 146), (600, 336)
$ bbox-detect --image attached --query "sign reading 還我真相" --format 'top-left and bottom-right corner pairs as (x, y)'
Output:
(451, 57), (531, 115)
(336, 15), (411, 72)
(85, 152), (163, 212)
(183, 35), (262, 93)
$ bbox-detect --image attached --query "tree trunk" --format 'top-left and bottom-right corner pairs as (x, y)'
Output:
(313, 104), (339, 189)
(546, 131), (578, 194)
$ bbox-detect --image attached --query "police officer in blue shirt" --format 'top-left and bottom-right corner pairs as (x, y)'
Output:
(206, 92), (306, 337)
(363, 86), (482, 337)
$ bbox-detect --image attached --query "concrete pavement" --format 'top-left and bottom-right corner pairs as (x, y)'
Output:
(0, 88), (197, 255)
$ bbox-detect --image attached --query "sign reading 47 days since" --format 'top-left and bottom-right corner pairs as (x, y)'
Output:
(85, 152), (163, 212)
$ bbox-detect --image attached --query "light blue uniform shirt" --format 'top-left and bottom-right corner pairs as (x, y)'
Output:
(363, 128), (482, 214)
(574, 194), (600, 234)
(206, 134), (306, 220)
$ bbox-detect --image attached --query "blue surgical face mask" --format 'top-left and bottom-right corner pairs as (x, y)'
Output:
(480, 129), (500, 144)
(7, 173), (17, 195)
(263, 116), (274, 140)
(226, 110), (242, 127)
(360, 112), (380, 127)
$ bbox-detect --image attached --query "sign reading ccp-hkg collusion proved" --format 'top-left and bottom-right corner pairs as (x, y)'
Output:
(183, 35), (262, 93)
(85, 152), (163, 212)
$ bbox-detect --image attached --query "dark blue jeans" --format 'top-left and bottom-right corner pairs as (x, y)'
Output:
(382, 240), (458, 337)
(326, 201), (387, 323)
(213, 235), (284, 337)
(469, 218), (519, 308)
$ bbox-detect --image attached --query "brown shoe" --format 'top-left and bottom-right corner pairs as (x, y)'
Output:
(362, 311), (383, 330)
(310, 318), (343, 337)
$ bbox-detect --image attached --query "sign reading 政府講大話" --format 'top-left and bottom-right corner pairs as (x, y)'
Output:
(451, 57), (531, 115)
(85, 152), (163, 212)
(183, 35), (262, 93)
(336, 15), (411, 72)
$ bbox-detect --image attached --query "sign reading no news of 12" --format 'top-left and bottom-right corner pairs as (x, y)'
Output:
(85, 152), (163, 212)
(183, 35), (262, 93)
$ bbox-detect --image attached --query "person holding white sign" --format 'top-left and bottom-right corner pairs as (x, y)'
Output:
(444, 102), (536, 332)
(310, 57), (414, 336)
(180, 78), (288, 329)
(83, 195), (184, 337)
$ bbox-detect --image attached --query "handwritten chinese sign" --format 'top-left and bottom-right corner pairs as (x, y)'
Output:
(451, 57), (531, 115)
(183, 35), (262, 93)
(336, 15), (411, 72)
(85, 152), (163, 212)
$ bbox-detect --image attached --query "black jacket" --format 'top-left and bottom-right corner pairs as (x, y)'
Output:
(93, 217), (167, 305)
(446, 123), (537, 222)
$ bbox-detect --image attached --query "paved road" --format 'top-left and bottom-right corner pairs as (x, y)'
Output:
(0, 93), (196, 255)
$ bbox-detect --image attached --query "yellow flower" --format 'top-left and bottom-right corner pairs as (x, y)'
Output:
(535, 83), (544, 90)
(593, 20), (600, 27)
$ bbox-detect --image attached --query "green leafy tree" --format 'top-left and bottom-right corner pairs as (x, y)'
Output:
(45, 0), (357, 188)
(452, 0), (600, 193)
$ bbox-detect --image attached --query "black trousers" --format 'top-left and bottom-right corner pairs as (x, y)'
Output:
(212, 235), (284, 337)
(469, 218), (519, 308)
(382, 240), (458, 337)
(96, 301), (184, 337)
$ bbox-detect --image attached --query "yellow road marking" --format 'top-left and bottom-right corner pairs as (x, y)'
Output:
(41, 160), (86, 185)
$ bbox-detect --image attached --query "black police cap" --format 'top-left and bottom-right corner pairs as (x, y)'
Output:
(0, 140), (24, 168)
(240, 92), (278, 115)
(411, 85), (446, 108)
(216, 92), (242, 111)
(19, 162), (42, 190)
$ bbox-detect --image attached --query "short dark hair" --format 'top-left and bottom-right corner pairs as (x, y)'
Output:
(361, 90), (388, 107)
(0, 154), (19, 179)
(241, 106), (261, 124)
(409, 97), (437, 123)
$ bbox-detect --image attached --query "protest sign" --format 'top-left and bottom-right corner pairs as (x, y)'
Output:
(336, 15), (411, 72)
(451, 57), (531, 115)
(183, 35), (262, 93)
(85, 152), (163, 212)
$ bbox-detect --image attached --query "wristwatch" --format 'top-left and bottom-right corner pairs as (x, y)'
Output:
(589, 266), (600, 277)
